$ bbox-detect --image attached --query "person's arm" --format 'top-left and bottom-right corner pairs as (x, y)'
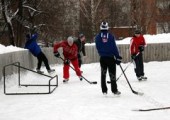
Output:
(24, 34), (38, 48)
(53, 41), (63, 53)
(130, 38), (136, 55)
(24, 42), (28, 49)
(110, 34), (120, 58)
(142, 35), (147, 47)
(95, 34), (100, 53)
(81, 42), (86, 56)
(74, 40), (80, 52)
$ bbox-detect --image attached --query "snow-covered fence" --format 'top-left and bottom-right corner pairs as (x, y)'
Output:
(1, 43), (170, 80)
(84, 43), (170, 63)
(0, 48), (63, 80)
(0, 50), (36, 80)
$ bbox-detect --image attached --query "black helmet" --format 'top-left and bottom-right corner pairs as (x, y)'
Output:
(134, 29), (141, 34)
(79, 33), (85, 38)
(26, 34), (31, 40)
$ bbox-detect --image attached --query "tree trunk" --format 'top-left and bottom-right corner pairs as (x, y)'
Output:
(1, 0), (15, 46)
(16, 0), (23, 47)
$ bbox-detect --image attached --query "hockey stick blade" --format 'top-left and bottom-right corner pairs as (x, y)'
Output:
(132, 106), (170, 112)
(91, 81), (97, 84)
(132, 90), (144, 96)
(107, 82), (144, 95)
(107, 81), (111, 84)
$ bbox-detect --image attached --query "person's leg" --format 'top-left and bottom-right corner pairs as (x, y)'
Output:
(63, 63), (70, 80)
(107, 58), (118, 93)
(36, 52), (43, 70)
(100, 57), (108, 94)
(133, 55), (141, 79)
(138, 53), (144, 76)
(78, 54), (82, 68)
(71, 58), (82, 77)
(40, 52), (51, 70)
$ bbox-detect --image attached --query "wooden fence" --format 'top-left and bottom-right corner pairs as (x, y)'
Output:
(1, 43), (170, 80)
(83, 43), (170, 63)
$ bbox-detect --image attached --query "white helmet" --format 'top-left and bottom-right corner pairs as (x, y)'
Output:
(67, 36), (74, 42)
(100, 22), (109, 30)
(67, 36), (74, 46)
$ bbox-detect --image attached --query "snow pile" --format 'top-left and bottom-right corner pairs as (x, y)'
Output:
(86, 33), (170, 45)
(0, 44), (25, 54)
(116, 33), (170, 44)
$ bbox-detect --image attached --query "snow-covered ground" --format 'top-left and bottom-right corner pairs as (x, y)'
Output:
(1, 33), (170, 120)
(0, 61), (170, 120)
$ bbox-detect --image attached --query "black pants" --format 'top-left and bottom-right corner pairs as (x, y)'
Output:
(78, 54), (82, 68)
(37, 52), (50, 70)
(133, 53), (144, 77)
(100, 57), (118, 93)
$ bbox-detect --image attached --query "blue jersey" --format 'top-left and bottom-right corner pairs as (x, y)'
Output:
(25, 33), (41, 56)
(95, 31), (120, 58)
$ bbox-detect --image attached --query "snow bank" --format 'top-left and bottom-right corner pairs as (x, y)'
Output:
(1, 33), (170, 53)
(86, 33), (170, 46)
(0, 44), (25, 54)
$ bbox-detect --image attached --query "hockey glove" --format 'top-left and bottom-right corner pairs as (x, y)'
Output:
(131, 54), (136, 60)
(139, 45), (144, 52)
(115, 56), (122, 65)
(54, 52), (60, 58)
(64, 59), (70, 65)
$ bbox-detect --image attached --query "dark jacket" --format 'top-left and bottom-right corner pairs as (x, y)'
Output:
(95, 31), (120, 58)
(25, 33), (41, 56)
(74, 39), (86, 56)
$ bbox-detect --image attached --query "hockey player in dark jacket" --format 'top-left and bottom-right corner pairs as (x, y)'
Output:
(95, 22), (122, 95)
(25, 33), (55, 74)
(74, 33), (86, 68)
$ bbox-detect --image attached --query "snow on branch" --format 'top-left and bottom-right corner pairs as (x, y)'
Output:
(79, 0), (90, 21)
(23, 5), (37, 12)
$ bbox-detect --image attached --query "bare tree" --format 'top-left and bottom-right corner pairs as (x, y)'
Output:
(79, 0), (102, 36)
(1, 0), (19, 45)
(156, 0), (170, 33)
(130, 0), (157, 33)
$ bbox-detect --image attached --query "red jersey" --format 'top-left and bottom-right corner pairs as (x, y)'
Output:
(130, 35), (146, 55)
(53, 41), (78, 60)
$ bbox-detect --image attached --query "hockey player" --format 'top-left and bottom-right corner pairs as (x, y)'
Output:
(130, 29), (147, 81)
(74, 33), (86, 68)
(95, 22), (122, 95)
(25, 33), (55, 74)
(53, 36), (82, 83)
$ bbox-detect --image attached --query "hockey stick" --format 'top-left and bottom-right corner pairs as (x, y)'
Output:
(132, 106), (170, 112)
(119, 64), (144, 96)
(59, 57), (97, 84)
(107, 52), (140, 84)
(107, 62), (132, 84)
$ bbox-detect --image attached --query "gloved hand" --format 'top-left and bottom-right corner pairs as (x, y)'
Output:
(139, 45), (144, 52)
(115, 56), (122, 65)
(131, 54), (136, 60)
(54, 52), (60, 58)
(64, 59), (70, 65)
